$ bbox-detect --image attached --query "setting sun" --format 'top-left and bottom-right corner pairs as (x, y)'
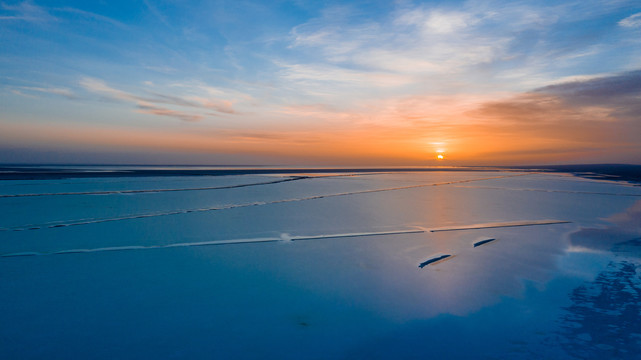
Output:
(437, 154), (444, 160)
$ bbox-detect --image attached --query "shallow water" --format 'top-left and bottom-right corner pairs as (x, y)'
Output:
(1, 170), (640, 359)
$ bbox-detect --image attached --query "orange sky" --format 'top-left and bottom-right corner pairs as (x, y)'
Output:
(3, 85), (638, 165)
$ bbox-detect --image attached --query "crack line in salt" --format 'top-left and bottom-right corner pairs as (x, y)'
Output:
(3, 173), (531, 232)
(0, 176), (308, 198)
(430, 220), (570, 232)
(0, 229), (424, 258)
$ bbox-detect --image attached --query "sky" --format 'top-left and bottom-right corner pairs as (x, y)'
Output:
(1, 0), (640, 166)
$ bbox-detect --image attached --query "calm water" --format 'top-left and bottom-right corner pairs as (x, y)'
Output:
(1, 170), (640, 359)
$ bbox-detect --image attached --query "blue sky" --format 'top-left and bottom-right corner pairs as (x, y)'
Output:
(1, 0), (640, 165)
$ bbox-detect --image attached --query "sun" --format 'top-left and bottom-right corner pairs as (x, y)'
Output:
(431, 141), (446, 161)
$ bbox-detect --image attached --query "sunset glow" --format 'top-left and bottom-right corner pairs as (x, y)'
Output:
(1, 1), (640, 165)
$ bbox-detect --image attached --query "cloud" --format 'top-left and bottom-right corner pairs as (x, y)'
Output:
(534, 70), (641, 119)
(452, 69), (641, 161)
(279, 0), (641, 113)
(536, 70), (641, 103)
(468, 70), (641, 124)
(18, 86), (76, 99)
(0, 0), (56, 22)
(144, 65), (178, 74)
(54, 7), (128, 29)
(397, 9), (475, 34)
(79, 77), (237, 121)
(189, 97), (235, 114)
(288, 3), (558, 76)
(10, 89), (37, 98)
(145, 92), (201, 108)
(79, 77), (130, 101)
(283, 68), (641, 164)
(1, 1), (126, 28)
(279, 63), (412, 90)
(136, 102), (203, 122)
(470, 93), (570, 122)
(142, 0), (170, 27)
(619, 12), (641, 28)
(280, 1), (577, 103)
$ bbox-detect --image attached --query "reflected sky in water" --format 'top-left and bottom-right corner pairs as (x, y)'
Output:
(1, 171), (640, 358)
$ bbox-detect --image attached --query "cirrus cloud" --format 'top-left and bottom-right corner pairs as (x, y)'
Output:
(619, 12), (641, 28)
(79, 77), (237, 122)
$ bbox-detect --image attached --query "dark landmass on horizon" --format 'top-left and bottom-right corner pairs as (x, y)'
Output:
(510, 164), (641, 184)
(0, 164), (639, 184)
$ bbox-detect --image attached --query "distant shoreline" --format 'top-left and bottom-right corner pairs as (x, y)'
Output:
(1, 164), (639, 184)
(509, 164), (641, 184)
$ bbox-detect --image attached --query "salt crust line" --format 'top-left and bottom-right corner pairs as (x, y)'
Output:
(3, 173), (530, 232)
(0, 176), (307, 198)
(0, 229), (424, 257)
(0, 172), (380, 198)
(429, 220), (570, 232)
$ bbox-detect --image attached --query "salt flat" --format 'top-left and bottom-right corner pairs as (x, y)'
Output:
(1, 168), (640, 359)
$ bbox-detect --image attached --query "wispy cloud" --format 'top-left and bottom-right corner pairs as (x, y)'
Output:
(143, 65), (178, 74)
(10, 89), (37, 98)
(18, 86), (76, 99)
(287, 3), (551, 82)
(280, 0), (641, 106)
(0, 0), (56, 22)
(278, 63), (412, 90)
(619, 12), (641, 28)
(79, 77), (237, 122)
(142, 0), (170, 27)
(54, 6), (128, 29)
(136, 102), (203, 122)
(79, 77), (128, 100)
